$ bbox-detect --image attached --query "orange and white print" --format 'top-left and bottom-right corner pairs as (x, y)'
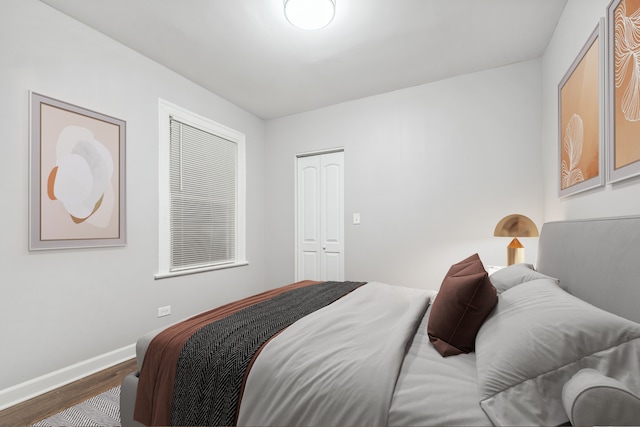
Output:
(614, 0), (640, 169)
(560, 33), (600, 190)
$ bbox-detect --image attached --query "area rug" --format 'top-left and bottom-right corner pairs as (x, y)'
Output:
(32, 386), (120, 427)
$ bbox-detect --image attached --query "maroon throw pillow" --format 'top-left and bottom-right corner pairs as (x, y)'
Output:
(445, 253), (482, 276)
(427, 253), (497, 357)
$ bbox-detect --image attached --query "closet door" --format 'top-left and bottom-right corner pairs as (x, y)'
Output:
(296, 151), (344, 281)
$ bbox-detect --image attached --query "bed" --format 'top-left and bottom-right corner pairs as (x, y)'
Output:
(120, 216), (640, 426)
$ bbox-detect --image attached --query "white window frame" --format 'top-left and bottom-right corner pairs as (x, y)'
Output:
(155, 99), (247, 279)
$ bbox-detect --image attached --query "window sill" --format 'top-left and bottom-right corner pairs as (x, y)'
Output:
(154, 261), (249, 280)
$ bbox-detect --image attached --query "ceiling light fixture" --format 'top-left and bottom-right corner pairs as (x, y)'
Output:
(284, 0), (336, 31)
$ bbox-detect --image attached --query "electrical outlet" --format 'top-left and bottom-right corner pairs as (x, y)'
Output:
(157, 306), (171, 317)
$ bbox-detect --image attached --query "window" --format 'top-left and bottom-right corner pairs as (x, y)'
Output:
(156, 100), (247, 278)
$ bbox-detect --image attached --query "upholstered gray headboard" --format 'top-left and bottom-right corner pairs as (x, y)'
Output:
(536, 216), (640, 325)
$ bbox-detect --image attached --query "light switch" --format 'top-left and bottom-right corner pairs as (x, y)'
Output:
(353, 213), (361, 225)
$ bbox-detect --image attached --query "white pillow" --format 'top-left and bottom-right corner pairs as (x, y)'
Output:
(488, 263), (558, 293)
(562, 368), (640, 426)
(475, 279), (640, 426)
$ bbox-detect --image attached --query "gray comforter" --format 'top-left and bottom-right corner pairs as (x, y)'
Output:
(237, 282), (433, 426)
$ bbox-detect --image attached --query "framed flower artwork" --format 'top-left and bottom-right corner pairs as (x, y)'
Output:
(608, 0), (640, 183)
(558, 20), (605, 197)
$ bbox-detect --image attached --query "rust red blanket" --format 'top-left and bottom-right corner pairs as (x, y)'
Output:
(134, 280), (360, 426)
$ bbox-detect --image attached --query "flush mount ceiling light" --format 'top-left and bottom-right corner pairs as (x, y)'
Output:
(284, 0), (336, 31)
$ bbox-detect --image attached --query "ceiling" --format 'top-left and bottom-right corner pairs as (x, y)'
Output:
(40, 0), (567, 120)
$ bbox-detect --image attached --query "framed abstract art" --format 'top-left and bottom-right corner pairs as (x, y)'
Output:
(29, 92), (126, 250)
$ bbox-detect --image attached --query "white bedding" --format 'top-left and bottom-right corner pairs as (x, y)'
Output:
(237, 282), (434, 426)
(475, 278), (640, 426)
(388, 304), (492, 426)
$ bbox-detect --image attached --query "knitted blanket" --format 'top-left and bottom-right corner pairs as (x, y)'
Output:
(134, 280), (365, 426)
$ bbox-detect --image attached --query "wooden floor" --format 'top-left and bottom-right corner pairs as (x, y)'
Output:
(0, 358), (137, 427)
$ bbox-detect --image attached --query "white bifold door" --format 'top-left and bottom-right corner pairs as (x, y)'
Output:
(296, 151), (344, 282)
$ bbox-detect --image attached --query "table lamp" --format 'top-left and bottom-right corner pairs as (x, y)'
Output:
(494, 214), (539, 265)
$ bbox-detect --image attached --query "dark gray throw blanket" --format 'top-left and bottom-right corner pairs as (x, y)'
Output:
(170, 280), (367, 426)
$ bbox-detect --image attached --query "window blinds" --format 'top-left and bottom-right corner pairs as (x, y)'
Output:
(169, 118), (237, 271)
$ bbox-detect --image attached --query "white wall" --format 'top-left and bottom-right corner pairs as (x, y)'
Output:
(542, 0), (640, 219)
(264, 60), (545, 291)
(0, 0), (266, 404)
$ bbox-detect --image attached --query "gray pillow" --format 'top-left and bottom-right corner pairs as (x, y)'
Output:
(562, 368), (640, 426)
(475, 279), (640, 426)
(488, 263), (558, 293)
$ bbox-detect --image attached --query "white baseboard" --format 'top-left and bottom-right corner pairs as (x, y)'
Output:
(0, 344), (135, 411)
